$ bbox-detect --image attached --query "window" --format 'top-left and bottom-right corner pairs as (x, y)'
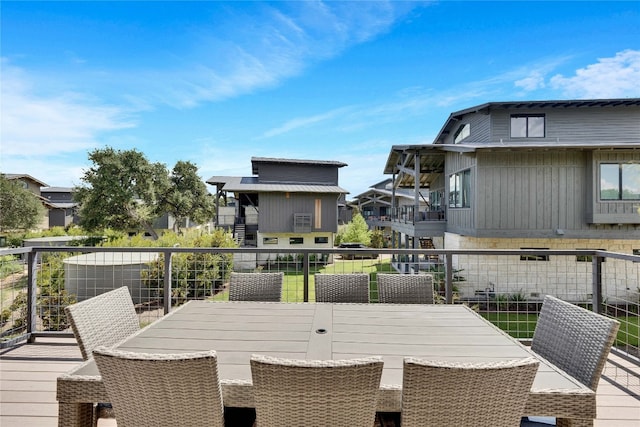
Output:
(314, 199), (322, 229)
(454, 123), (470, 144)
(289, 237), (304, 245)
(263, 237), (278, 245)
(449, 169), (471, 208)
(600, 163), (640, 200)
(510, 114), (545, 138)
(315, 236), (329, 244)
(520, 248), (549, 261)
(294, 213), (312, 233)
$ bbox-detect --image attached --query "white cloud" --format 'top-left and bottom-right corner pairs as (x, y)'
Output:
(515, 71), (546, 92)
(0, 60), (135, 157)
(550, 50), (640, 98)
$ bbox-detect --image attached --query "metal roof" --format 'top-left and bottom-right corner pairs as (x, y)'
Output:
(434, 98), (640, 144)
(206, 176), (348, 194)
(3, 174), (49, 187)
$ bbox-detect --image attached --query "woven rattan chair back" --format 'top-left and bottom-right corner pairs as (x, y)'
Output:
(250, 354), (383, 427)
(314, 273), (370, 303)
(531, 294), (620, 391)
(401, 357), (539, 427)
(93, 347), (224, 427)
(64, 286), (139, 360)
(228, 272), (283, 301)
(377, 273), (434, 304)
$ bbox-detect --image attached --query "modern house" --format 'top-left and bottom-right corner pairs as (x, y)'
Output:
(351, 178), (430, 246)
(40, 187), (78, 228)
(381, 98), (640, 299)
(206, 157), (349, 265)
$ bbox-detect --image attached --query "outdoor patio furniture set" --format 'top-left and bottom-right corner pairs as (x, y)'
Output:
(60, 273), (619, 427)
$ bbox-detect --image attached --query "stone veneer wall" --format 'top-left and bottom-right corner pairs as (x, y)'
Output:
(442, 233), (640, 303)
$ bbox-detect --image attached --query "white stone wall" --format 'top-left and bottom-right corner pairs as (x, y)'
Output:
(442, 233), (640, 303)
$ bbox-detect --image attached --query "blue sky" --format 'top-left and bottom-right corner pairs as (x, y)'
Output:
(2, 1), (639, 197)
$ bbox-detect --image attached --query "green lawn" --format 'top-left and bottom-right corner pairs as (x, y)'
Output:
(481, 312), (639, 348)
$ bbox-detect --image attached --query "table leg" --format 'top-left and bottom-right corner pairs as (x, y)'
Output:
(58, 401), (94, 427)
(556, 418), (594, 427)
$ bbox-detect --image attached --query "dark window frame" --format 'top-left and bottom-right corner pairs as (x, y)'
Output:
(449, 169), (471, 208)
(510, 114), (545, 138)
(599, 162), (640, 201)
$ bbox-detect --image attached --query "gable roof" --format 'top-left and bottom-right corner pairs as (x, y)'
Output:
(3, 174), (49, 187)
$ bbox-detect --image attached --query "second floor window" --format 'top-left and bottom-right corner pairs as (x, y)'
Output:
(511, 114), (545, 138)
(449, 169), (471, 208)
(454, 123), (470, 144)
(600, 163), (640, 200)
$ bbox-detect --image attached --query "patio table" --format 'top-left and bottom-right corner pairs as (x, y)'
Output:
(57, 301), (596, 427)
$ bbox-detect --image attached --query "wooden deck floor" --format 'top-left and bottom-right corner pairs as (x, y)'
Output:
(1, 337), (639, 427)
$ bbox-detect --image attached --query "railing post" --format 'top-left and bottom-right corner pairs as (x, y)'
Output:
(302, 252), (310, 303)
(445, 253), (453, 304)
(26, 250), (39, 342)
(163, 250), (173, 314)
(592, 255), (603, 314)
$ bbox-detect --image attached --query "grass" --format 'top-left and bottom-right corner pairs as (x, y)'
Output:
(212, 258), (394, 302)
(481, 312), (639, 348)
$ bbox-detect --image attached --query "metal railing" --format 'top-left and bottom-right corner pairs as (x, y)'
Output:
(1, 246), (638, 361)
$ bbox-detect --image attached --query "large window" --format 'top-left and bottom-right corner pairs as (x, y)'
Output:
(510, 114), (545, 138)
(449, 169), (471, 208)
(600, 163), (640, 200)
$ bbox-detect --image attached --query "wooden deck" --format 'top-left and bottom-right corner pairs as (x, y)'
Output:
(1, 337), (638, 427)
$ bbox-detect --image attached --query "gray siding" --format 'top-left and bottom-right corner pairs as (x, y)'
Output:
(445, 152), (476, 232)
(442, 113), (492, 144)
(258, 192), (338, 233)
(257, 163), (339, 185)
(467, 150), (640, 238)
(590, 150), (640, 223)
(490, 106), (640, 144)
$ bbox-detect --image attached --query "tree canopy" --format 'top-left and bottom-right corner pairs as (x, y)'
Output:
(339, 211), (372, 246)
(74, 148), (215, 238)
(159, 161), (216, 234)
(0, 175), (46, 232)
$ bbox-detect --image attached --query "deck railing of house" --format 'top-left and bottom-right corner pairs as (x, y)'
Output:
(1, 246), (638, 362)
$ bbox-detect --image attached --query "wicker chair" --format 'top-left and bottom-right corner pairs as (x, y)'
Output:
(64, 286), (140, 426)
(228, 272), (284, 302)
(250, 354), (383, 427)
(314, 273), (370, 303)
(64, 286), (139, 360)
(377, 273), (434, 304)
(93, 347), (225, 427)
(531, 294), (620, 391)
(401, 357), (539, 427)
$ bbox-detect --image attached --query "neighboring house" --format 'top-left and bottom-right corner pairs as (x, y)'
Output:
(351, 178), (430, 245)
(4, 174), (50, 230)
(207, 157), (348, 266)
(40, 187), (79, 228)
(382, 98), (640, 299)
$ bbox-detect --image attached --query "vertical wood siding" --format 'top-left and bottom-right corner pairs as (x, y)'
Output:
(476, 150), (588, 233)
(259, 193), (338, 233)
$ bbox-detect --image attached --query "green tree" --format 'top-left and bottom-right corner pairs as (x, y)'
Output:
(159, 161), (216, 234)
(339, 211), (372, 246)
(74, 148), (170, 239)
(0, 174), (46, 232)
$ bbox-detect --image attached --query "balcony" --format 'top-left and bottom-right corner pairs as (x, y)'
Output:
(1, 246), (638, 425)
